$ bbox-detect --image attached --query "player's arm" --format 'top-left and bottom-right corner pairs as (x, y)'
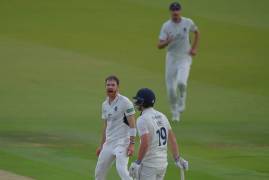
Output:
(129, 133), (149, 178)
(168, 129), (189, 170)
(137, 133), (149, 162)
(96, 121), (107, 156)
(168, 129), (180, 159)
(127, 115), (136, 156)
(189, 18), (200, 56)
(158, 40), (169, 49)
(129, 119), (148, 178)
(157, 24), (173, 49)
(100, 121), (107, 147)
(157, 33), (173, 49)
(136, 118), (150, 163)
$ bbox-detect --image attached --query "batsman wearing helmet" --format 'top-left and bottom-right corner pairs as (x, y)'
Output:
(129, 88), (188, 180)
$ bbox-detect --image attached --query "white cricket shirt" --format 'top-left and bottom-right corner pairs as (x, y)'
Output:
(137, 108), (172, 168)
(159, 17), (198, 57)
(102, 94), (135, 146)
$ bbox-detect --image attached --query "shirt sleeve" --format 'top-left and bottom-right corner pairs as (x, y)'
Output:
(101, 103), (106, 120)
(124, 99), (135, 117)
(189, 19), (198, 32)
(164, 115), (172, 130)
(137, 118), (149, 136)
(159, 23), (167, 41)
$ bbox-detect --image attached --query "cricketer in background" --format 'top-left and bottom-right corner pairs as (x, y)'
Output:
(95, 75), (136, 180)
(129, 88), (188, 180)
(158, 2), (200, 122)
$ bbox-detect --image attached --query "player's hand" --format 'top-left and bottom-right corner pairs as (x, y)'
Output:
(96, 147), (102, 156)
(166, 33), (174, 44)
(189, 48), (197, 56)
(129, 161), (141, 178)
(175, 157), (189, 170)
(127, 144), (135, 156)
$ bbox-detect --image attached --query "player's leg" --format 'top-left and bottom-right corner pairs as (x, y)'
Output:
(156, 167), (167, 180)
(139, 166), (157, 180)
(114, 146), (132, 180)
(176, 56), (192, 114)
(165, 54), (178, 120)
(95, 145), (115, 180)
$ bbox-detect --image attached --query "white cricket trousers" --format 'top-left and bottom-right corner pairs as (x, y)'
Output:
(138, 165), (167, 180)
(165, 53), (192, 113)
(95, 143), (132, 180)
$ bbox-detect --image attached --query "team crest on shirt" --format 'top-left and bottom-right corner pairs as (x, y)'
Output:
(183, 27), (187, 33)
(114, 106), (118, 112)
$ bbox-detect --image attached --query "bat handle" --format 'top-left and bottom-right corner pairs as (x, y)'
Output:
(180, 168), (185, 180)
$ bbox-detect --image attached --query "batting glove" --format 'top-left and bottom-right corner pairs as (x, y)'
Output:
(175, 157), (189, 170)
(129, 160), (141, 179)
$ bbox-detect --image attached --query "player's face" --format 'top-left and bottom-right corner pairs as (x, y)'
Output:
(134, 103), (143, 111)
(133, 99), (144, 111)
(106, 80), (118, 97)
(137, 105), (143, 111)
(170, 10), (181, 21)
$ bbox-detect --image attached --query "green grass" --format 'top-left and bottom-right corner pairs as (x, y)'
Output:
(0, 0), (269, 179)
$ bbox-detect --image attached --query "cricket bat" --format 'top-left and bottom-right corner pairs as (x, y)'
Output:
(180, 168), (185, 180)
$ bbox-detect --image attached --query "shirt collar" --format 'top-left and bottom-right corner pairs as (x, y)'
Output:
(170, 17), (182, 25)
(106, 93), (120, 106)
(142, 107), (154, 115)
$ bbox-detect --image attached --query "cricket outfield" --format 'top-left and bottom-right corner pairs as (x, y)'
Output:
(0, 0), (268, 179)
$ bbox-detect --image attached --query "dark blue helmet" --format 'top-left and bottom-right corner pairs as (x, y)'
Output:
(133, 88), (156, 108)
(169, 2), (181, 11)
